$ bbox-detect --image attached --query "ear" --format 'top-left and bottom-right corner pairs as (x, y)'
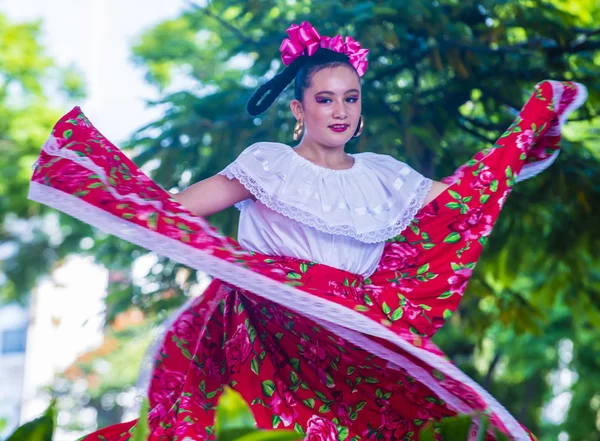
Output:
(290, 99), (304, 121)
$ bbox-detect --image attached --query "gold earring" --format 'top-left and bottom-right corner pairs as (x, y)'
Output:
(353, 116), (364, 138)
(293, 120), (304, 141)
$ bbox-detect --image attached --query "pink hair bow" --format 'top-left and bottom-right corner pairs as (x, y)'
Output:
(321, 35), (369, 77)
(279, 22), (369, 77)
(280, 22), (322, 66)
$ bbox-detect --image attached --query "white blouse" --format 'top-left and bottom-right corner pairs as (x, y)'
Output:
(219, 142), (432, 277)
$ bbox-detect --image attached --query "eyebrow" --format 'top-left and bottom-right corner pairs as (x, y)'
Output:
(315, 89), (360, 95)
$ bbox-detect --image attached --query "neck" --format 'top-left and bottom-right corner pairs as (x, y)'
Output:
(294, 139), (352, 169)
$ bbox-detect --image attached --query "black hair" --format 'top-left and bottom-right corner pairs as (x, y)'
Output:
(246, 48), (357, 116)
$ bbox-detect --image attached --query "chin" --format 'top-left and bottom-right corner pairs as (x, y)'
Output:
(323, 133), (354, 147)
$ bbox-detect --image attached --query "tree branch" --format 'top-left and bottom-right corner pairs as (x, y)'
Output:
(462, 115), (506, 132)
(457, 120), (495, 144)
(483, 351), (503, 390)
(479, 86), (521, 110)
(572, 27), (600, 36)
(185, 0), (258, 48)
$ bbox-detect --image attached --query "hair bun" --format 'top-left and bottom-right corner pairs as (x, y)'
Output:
(246, 57), (306, 116)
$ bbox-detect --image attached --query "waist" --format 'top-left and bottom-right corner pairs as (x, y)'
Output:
(250, 251), (365, 290)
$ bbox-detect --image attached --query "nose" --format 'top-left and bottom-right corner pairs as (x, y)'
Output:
(332, 100), (347, 120)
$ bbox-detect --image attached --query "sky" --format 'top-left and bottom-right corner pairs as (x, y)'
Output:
(1, 0), (188, 143)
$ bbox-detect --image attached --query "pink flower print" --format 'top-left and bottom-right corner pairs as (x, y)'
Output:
(269, 378), (300, 426)
(381, 409), (408, 437)
(448, 268), (473, 295)
(379, 242), (419, 271)
(305, 416), (338, 441)
(159, 369), (186, 391)
(225, 324), (252, 367)
(450, 207), (493, 240)
(471, 167), (495, 190)
(516, 128), (535, 151)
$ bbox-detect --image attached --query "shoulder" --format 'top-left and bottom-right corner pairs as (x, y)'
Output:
(353, 151), (424, 180)
(237, 141), (291, 158)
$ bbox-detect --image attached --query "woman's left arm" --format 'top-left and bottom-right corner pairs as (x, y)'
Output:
(423, 181), (450, 206)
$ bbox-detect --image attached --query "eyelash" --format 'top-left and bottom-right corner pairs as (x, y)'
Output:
(316, 97), (359, 104)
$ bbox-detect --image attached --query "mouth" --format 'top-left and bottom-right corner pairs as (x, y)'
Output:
(328, 124), (350, 133)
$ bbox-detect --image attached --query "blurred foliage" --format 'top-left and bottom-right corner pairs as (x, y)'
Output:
(1, 1), (600, 440)
(0, 12), (90, 304)
(9, 390), (302, 441)
(5, 399), (55, 441)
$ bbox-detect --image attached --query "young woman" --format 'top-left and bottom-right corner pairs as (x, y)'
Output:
(28, 21), (586, 441)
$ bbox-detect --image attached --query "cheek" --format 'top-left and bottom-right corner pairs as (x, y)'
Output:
(305, 105), (330, 126)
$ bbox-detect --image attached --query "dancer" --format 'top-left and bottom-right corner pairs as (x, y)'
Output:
(28, 21), (587, 441)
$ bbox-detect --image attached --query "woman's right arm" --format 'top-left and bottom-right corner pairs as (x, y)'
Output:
(171, 174), (253, 217)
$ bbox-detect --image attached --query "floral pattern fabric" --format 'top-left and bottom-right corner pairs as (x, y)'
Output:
(27, 80), (586, 441)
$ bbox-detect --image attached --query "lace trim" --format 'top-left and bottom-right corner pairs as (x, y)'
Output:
(219, 164), (433, 244)
(28, 181), (532, 441)
(516, 151), (559, 183)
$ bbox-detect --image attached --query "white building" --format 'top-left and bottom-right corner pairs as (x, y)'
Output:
(0, 304), (29, 438)
(0, 256), (107, 440)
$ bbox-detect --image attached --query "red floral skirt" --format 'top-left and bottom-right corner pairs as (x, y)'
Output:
(28, 81), (587, 441)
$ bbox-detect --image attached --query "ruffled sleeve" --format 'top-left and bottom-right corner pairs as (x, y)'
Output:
(219, 142), (433, 243)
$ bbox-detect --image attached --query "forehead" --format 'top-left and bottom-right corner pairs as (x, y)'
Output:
(308, 65), (361, 92)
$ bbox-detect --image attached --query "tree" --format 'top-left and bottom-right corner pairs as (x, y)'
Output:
(0, 12), (87, 304)
(123, 1), (600, 439)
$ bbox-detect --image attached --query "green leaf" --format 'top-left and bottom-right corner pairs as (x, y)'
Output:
(443, 232), (461, 243)
(449, 190), (462, 200)
(130, 398), (150, 441)
(300, 262), (308, 273)
(147, 212), (157, 230)
(418, 421), (437, 441)
(417, 263), (430, 275)
(63, 129), (73, 139)
(440, 414), (474, 441)
(272, 414), (282, 428)
(215, 388), (257, 440)
(382, 302), (391, 314)
(319, 404), (331, 413)
(338, 426), (349, 441)
(303, 398), (315, 408)
(438, 291), (454, 299)
(6, 399), (56, 441)
(290, 358), (300, 371)
(391, 307), (403, 321)
(290, 370), (299, 384)
(286, 272), (302, 280)
(445, 202), (462, 210)
(480, 194), (490, 204)
(233, 430), (303, 441)
(325, 372), (335, 387)
(262, 380), (276, 397)
(251, 357), (259, 375)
